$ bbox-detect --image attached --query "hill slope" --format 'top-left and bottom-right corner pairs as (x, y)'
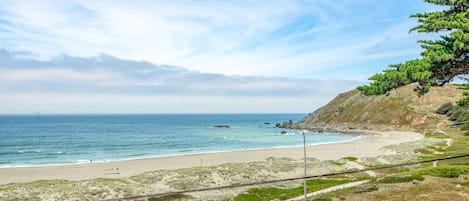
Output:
(294, 84), (463, 132)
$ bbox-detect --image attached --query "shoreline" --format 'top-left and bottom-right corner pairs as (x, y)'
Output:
(0, 134), (362, 169)
(0, 130), (423, 185)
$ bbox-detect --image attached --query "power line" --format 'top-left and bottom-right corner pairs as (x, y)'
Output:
(101, 154), (469, 201)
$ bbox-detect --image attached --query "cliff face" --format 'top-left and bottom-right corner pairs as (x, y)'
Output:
(294, 84), (463, 132)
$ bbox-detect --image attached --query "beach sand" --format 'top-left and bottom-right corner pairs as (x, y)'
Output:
(0, 131), (423, 185)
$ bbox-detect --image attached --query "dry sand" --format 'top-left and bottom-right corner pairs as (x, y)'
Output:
(0, 130), (423, 185)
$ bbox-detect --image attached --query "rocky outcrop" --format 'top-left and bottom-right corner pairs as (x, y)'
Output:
(275, 119), (296, 129)
(293, 85), (463, 133)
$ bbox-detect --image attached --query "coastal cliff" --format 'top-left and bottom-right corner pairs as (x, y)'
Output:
(293, 84), (463, 133)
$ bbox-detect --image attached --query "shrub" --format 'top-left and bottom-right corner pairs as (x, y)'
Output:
(312, 197), (333, 201)
(413, 166), (469, 178)
(233, 179), (351, 201)
(460, 124), (469, 130)
(449, 108), (469, 122)
(436, 103), (454, 114)
(342, 156), (358, 161)
(457, 97), (469, 107)
(352, 185), (379, 193)
(376, 174), (424, 183)
(415, 148), (433, 154)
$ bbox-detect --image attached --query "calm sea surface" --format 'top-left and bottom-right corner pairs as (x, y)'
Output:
(0, 114), (358, 167)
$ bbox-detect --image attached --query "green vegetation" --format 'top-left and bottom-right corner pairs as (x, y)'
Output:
(232, 179), (353, 201)
(453, 181), (469, 187)
(147, 194), (188, 201)
(357, 59), (432, 95)
(375, 174), (424, 184)
(358, 0), (469, 96)
(352, 185), (379, 193)
(415, 147), (434, 154)
(375, 167), (410, 174)
(318, 177), (469, 201)
(425, 132), (448, 139)
(436, 102), (455, 114)
(330, 161), (345, 166)
(342, 156), (358, 161)
(311, 197), (333, 201)
(298, 125), (469, 200)
(437, 98), (469, 132)
(412, 166), (469, 178)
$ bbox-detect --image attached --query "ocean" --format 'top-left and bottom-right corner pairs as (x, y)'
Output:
(0, 114), (358, 167)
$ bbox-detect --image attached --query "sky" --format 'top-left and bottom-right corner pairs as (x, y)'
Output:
(0, 0), (441, 114)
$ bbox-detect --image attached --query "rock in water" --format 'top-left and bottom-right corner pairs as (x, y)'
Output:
(214, 125), (230, 128)
(280, 119), (294, 128)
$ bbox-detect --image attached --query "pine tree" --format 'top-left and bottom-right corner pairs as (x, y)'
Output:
(358, 0), (469, 96)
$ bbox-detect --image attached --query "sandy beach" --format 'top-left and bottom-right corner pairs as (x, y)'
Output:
(0, 130), (423, 185)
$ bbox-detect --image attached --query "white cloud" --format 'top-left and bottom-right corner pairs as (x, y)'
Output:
(0, 50), (362, 113)
(0, 0), (435, 79)
(0, 0), (440, 113)
(0, 50), (362, 95)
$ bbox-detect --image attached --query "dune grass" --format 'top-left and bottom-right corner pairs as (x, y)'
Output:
(342, 156), (358, 161)
(375, 174), (424, 184)
(412, 166), (469, 178)
(232, 179), (353, 201)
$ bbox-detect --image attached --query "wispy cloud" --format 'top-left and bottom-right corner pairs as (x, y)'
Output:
(0, 0), (440, 80)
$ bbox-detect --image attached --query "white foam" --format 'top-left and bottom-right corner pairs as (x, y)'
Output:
(1, 133), (362, 168)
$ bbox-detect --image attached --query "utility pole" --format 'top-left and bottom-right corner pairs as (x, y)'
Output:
(303, 130), (307, 201)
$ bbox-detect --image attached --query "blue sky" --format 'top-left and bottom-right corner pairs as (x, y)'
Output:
(0, 0), (441, 113)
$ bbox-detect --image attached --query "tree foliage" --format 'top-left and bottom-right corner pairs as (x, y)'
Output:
(358, 0), (469, 96)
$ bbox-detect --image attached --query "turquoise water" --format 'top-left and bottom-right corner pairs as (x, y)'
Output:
(0, 114), (358, 167)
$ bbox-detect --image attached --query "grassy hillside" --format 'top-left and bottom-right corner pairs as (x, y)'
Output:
(295, 84), (463, 132)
